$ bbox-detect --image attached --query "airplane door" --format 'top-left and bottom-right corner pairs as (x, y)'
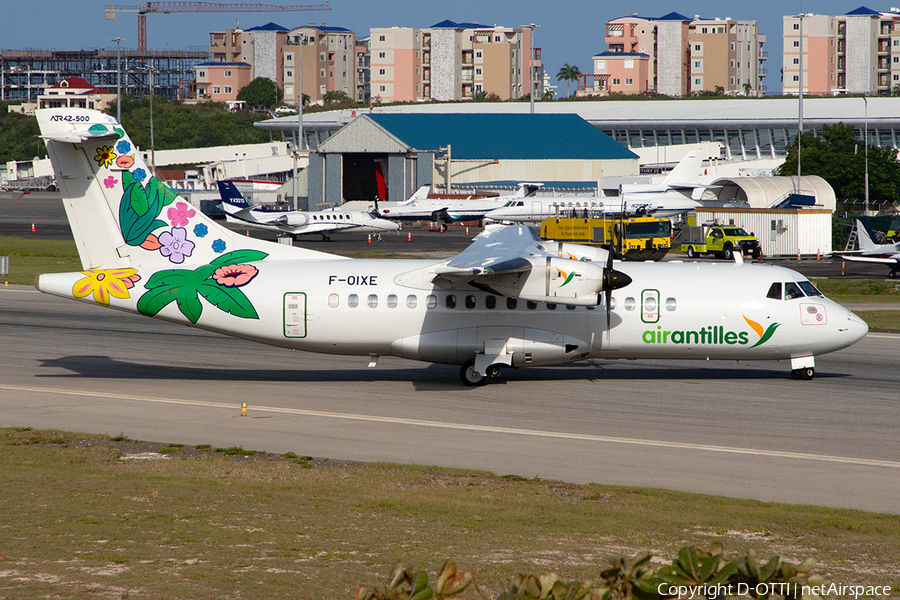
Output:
(283, 293), (307, 338)
(533, 201), (544, 219)
(641, 289), (660, 323)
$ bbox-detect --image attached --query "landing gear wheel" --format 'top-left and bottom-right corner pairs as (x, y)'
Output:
(723, 244), (734, 260)
(460, 360), (486, 386)
(486, 364), (502, 378)
(374, 233), (383, 242)
(686, 246), (695, 258)
(890, 269), (897, 279)
(791, 367), (815, 380)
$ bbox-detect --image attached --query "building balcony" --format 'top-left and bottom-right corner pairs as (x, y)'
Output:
(759, 51), (768, 61)
(759, 68), (768, 77)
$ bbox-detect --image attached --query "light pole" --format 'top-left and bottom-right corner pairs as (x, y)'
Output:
(864, 95), (869, 215)
(137, 64), (155, 174)
(293, 35), (305, 210)
(111, 37), (124, 123)
(796, 12), (805, 195)
(523, 24), (539, 114)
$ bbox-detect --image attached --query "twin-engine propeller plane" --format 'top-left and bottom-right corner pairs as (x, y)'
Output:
(834, 219), (900, 278)
(35, 108), (868, 385)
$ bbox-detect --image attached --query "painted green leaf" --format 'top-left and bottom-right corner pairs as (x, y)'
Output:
(176, 294), (203, 324)
(750, 323), (780, 348)
(144, 269), (199, 290)
(197, 281), (259, 319)
(113, 127), (125, 139)
(210, 250), (269, 267)
(137, 286), (180, 317)
(146, 176), (178, 208)
(88, 124), (109, 135)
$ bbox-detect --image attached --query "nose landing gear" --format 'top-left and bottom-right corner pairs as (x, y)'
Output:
(460, 359), (503, 386)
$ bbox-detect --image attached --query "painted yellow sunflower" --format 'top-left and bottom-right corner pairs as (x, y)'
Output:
(72, 269), (140, 306)
(94, 145), (117, 168)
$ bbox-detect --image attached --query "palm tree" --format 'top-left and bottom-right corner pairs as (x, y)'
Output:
(556, 63), (582, 98)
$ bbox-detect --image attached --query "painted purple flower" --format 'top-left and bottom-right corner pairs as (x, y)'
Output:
(132, 168), (146, 182)
(167, 201), (196, 226)
(103, 176), (118, 189)
(157, 227), (195, 264)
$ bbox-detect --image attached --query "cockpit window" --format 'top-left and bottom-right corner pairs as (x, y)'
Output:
(784, 282), (805, 300)
(766, 282), (782, 300)
(798, 281), (823, 297)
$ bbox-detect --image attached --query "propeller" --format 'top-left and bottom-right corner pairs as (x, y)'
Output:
(602, 244), (632, 332)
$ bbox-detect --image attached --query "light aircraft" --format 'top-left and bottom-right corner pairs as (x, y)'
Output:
(35, 108), (867, 384)
(485, 150), (727, 223)
(374, 185), (513, 226)
(835, 219), (900, 278)
(217, 180), (400, 241)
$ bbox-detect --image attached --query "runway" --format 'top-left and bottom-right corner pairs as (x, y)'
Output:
(1, 285), (898, 514)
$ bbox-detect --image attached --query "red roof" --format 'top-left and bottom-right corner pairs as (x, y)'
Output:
(48, 77), (115, 95)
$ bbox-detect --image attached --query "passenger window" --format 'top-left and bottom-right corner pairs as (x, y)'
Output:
(527, 301), (537, 310)
(784, 282), (804, 300)
(367, 294), (378, 308)
(328, 293), (339, 308)
(426, 295), (437, 309)
(387, 294), (398, 308)
(507, 298), (517, 309)
(465, 295), (476, 309)
(407, 295), (417, 308)
(624, 297), (636, 311)
(665, 297), (676, 311)
(485, 295), (496, 309)
(766, 283), (782, 299)
(446, 295), (457, 309)
(348, 294), (359, 308)
(547, 303), (557, 310)
(643, 296), (657, 312)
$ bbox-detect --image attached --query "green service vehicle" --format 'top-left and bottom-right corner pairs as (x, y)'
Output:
(681, 225), (761, 260)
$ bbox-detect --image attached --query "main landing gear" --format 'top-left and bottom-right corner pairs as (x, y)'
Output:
(791, 367), (815, 380)
(460, 359), (502, 386)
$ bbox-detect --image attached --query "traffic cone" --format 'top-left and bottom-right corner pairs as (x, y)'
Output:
(816, 249), (821, 260)
(246, 231), (250, 237)
(31, 223), (35, 232)
(367, 234), (372, 244)
(407, 231), (412, 242)
(429, 222), (434, 231)
(797, 250), (801, 261)
(465, 227), (469, 236)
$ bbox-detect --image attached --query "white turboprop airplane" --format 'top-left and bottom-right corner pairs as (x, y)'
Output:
(835, 219), (900, 278)
(217, 180), (400, 241)
(374, 185), (513, 225)
(34, 108), (867, 384)
(485, 150), (726, 223)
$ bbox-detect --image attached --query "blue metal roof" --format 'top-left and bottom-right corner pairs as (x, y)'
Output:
(297, 25), (353, 32)
(657, 11), (692, 21)
(246, 22), (289, 31)
(430, 19), (486, 29)
(196, 61), (251, 67)
(593, 52), (650, 58)
(366, 113), (637, 160)
(845, 5), (881, 14)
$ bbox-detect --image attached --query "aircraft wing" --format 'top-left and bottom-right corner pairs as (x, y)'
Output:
(837, 254), (900, 265)
(400, 226), (631, 306)
(218, 202), (283, 224)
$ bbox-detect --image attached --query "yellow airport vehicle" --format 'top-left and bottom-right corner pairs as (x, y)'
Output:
(540, 212), (672, 261)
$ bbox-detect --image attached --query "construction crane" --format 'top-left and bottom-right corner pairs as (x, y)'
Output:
(105, 2), (330, 51)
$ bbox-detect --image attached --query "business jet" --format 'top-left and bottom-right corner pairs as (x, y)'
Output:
(374, 185), (513, 226)
(217, 180), (400, 241)
(34, 108), (867, 385)
(485, 150), (725, 223)
(835, 219), (900, 278)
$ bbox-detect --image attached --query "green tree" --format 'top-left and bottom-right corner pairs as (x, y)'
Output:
(555, 63), (582, 97)
(236, 77), (283, 108)
(774, 122), (900, 206)
(323, 90), (350, 104)
(0, 103), (42, 164)
(742, 81), (752, 96)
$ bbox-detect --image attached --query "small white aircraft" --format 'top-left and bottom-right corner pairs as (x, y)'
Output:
(835, 219), (900, 278)
(217, 180), (400, 241)
(374, 185), (513, 226)
(485, 150), (726, 223)
(34, 108), (867, 384)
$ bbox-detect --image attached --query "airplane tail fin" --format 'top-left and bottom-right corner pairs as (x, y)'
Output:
(660, 149), (704, 187)
(217, 180), (251, 208)
(403, 185), (430, 204)
(35, 107), (333, 273)
(855, 219), (877, 251)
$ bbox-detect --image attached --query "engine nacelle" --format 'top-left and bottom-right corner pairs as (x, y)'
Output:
(537, 240), (611, 263)
(485, 256), (607, 306)
(276, 212), (309, 226)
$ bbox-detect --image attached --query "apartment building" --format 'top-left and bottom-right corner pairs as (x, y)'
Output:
(783, 6), (900, 96)
(369, 20), (541, 103)
(595, 12), (766, 97)
(282, 25), (356, 106)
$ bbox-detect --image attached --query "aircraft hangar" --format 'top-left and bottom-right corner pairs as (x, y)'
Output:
(299, 113), (639, 210)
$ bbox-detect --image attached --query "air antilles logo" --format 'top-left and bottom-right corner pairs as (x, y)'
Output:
(556, 267), (577, 287)
(641, 314), (780, 347)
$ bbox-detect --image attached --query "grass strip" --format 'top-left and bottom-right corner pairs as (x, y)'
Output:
(0, 428), (898, 599)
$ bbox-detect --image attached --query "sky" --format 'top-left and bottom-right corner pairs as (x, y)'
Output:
(1, 1), (876, 95)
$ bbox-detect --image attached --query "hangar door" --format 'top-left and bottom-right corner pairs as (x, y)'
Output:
(342, 153), (389, 201)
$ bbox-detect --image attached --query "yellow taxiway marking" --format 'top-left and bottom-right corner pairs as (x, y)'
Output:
(2, 383), (899, 469)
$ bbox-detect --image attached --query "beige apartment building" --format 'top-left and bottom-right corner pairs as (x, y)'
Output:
(783, 7), (900, 96)
(595, 12), (766, 97)
(369, 20), (541, 103)
(282, 25), (356, 106)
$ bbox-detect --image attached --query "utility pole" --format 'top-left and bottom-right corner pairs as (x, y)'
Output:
(111, 37), (124, 123)
(523, 24), (539, 114)
(797, 12), (804, 195)
(864, 95), (869, 215)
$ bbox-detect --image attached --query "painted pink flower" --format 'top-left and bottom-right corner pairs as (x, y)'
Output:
(103, 176), (118, 189)
(167, 201), (196, 226)
(213, 264), (259, 287)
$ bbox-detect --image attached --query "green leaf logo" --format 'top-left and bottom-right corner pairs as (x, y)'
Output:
(743, 315), (780, 348)
(556, 267), (576, 288)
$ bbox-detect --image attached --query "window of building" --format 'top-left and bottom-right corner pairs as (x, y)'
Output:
(379, 35), (385, 41)
(793, 23), (800, 30)
(694, 44), (701, 51)
(379, 85), (385, 91)
(286, 53), (293, 62)
(320, 68), (326, 77)
(213, 86), (221, 94)
(695, 61), (701, 68)
(793, 41), (800, 47)
(476, 50), (482, 58)
(793, 75), (799, 81)
(612, 78), (621, 85)
(198, 70), (206, 78)
(224, 86), (232, 94)
(495, 35), (501, 41)
(224, 70), (232, 77)
(475, 68), (482, 75)
(625, 78), (633, 85)
(286, 70), (293, 77)
(379, 51), (385, 58)
(701, 27), (708, 33)
(793, 58), (799, 64)
(694, 78), (701, 85)
(379, 69), (385, 75)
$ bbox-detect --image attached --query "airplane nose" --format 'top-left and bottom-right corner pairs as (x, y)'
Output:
(843, 310), (869, 344)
